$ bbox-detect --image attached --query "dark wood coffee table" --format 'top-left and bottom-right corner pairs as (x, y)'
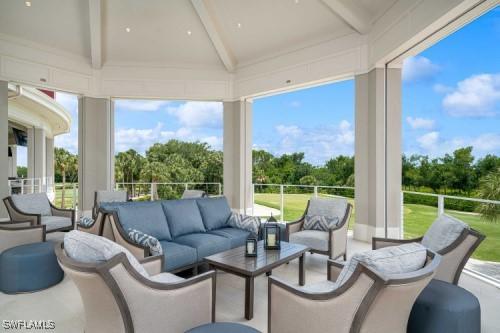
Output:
(204, 241), (309, 320)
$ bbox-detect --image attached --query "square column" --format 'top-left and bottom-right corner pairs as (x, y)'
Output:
(354, 67), (402, 241)
(223, 100), (253, 214)
(78, 96), (114, 212)
(46, 137), (54, 183)
(27, 128), (47, 182)
(8, 145), (17, 178)
(0, 81), (8, 218)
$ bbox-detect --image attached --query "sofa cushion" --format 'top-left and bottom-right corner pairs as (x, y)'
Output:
(196, 197), (232, 230)
(227, 213), (261, 236)
(64, 230), (149, 278)
(115, 202), (172, 241)
(307, 197), (347, 220)
(11, 193), (51, 216)
(289, 230), (329, 251)
(336, 243), (427, 286)
(173, 233), (231, 261)
(209, 227), (251, 248)
(162, 199), (206, 238)
(127, 228), (163, 256)
(41, 216), (72, 231)
(422, 214), (469, 252)
(159, 241), (198, 271)
(303, 215), (340, 231)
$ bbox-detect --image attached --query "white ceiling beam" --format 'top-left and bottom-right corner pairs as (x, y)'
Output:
(88, 0), (102, 69)
(191, 0), (236, 72)
(321, 0), (371, 35)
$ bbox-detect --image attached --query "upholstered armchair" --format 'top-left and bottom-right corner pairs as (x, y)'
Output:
(268, 247), (440, 333)
(3, 193), (75, 233)
(0, 221), (46, 254)
(287, 198), (352, 259)
(373, 214), (485, 284)
(77, 190), (128, 235)
(56, 231), (216, 333)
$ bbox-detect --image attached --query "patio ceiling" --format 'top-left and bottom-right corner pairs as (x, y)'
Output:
(0, 0), (495, 99)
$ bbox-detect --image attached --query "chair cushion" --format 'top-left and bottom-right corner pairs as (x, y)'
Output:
(127, 228), (163, 256)
(96, 190), (127, 205)
(41, 216), (72, 231)
(307, 197), (347, 220)
(64, 230), (149, 278)
(115, 202), (172, 241)
(289, 230), (329, 251)
(422, 214), (469, 252)
(209, 227), (251, 248)
(196, 197), (232, 230)
(162, 200), (206, 238)
(227, 213), (261, 236)
(300, 280), (339, 293)
(173, 233), (231, 261)
(182, 190), (207, 199)
(303, 215), (340, 231)
(336, 243), (427, 286)
(11, 193), (51, 216)
(159, 241), (198, 271)
(148, 272), (184, 284)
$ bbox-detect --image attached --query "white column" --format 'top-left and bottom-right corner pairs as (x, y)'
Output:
(8, 145), (17, 178)
(27, 127), (47, 182)
(353, 67), (402, 242)
(45, 137), (54, 183)
(0, 81), (8, 218)
(223, 100), (253, 214)
(78, 96), (114, 211)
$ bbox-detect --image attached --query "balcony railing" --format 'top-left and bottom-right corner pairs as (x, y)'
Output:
(115, 182), (222, 200)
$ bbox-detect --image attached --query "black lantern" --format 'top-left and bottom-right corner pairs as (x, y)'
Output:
(264, 223), (281, 250)
(245, 237), (258, 257)
(267, 213), (277, 223)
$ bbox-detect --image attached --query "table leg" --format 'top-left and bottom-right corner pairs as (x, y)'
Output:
(299, 253), (305, 286)
(245, 276), (255, 320)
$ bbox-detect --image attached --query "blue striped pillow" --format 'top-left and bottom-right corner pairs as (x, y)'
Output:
(127, 228), (163, 256)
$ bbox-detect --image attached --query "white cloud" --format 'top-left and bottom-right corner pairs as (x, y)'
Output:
(115, 99), (171, 112)
(416, 131), (500, 157)
(442, 73), (500, 117)
(167, 101), (222, 128)
(402, 56), (440, 82)
(289, 100), (301, 108)
(406, 116), (435, 130)
(417, 131), (440, 151)
(275, 125), (302, 137)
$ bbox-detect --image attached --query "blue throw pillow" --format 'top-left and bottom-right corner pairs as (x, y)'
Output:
(127, 228), (163, 256)
(196, 197), (232, 230)
(78, 216), (95, 228)
(161, 199), (206, 238)
(116, 202), (172, 241)
(227, 212), (261, 236)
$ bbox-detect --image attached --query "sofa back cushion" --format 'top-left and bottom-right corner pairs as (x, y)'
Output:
(337, 243), (427, 286)
(64, 230), (149, 278)
(422, 214), (469, 252)
(95, 190), (127, 207)
(162, 199), (206, 238)
(307, 197), (347, 221)
(115, 202), (172, 241)
(196, 197), (232, 230)
(11, 193), (51, 216)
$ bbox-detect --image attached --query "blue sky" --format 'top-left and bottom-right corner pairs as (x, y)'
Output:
(42, 6), (499, 167)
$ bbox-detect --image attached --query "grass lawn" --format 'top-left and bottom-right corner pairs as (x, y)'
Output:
(54, 184), (78, 208)
(255, 193), (499, 262)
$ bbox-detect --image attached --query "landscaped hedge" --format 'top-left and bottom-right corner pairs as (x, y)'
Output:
(403, 192), (479, 212)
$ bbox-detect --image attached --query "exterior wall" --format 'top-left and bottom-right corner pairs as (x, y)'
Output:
(223, 100), (253, 214)
(78, 96), (113, 212)
(0, 80), (8, 218)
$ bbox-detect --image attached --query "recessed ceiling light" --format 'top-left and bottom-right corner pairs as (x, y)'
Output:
(237, 23), (242, 28)
(125, 27), (131, 33)
(187, 30), (192, 36)
(294, 0), (299, 4)
(25, 1), (31, 7)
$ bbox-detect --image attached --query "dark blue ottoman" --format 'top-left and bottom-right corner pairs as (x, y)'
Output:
(185, 323), (261, 333)
(407, 279), (480, 333)
(0, 242), (64, 294)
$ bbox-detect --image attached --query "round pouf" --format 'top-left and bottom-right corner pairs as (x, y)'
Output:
(185, 323), (261, 333)
(407, 279), (480, 333)
(0, 242), (64, 294)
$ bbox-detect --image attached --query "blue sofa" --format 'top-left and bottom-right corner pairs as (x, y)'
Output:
(100, 197), (253, 272)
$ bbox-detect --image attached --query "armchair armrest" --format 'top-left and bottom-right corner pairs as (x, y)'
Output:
(3, 197), (40, 226)
(139, 255), (164, 275)
(108, 212), (150, 259)
(50, 203), (76, 220)
(327, 259), (345, 282)
(0, 220), (34, 228)
(372, 236), (423, 250)
(0, 224), (46, 253)
(286, 218), (304, 241)
(77, 211), (104, 235)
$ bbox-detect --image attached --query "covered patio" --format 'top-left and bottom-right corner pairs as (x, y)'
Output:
(0, 0), (499, 332)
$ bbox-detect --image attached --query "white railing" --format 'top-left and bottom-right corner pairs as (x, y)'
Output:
(8, 177), (54, 197)
(115, 182), (222, 200)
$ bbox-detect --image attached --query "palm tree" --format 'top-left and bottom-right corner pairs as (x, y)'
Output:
(55, 148), (77, 208)
(476, 168), (500, 222)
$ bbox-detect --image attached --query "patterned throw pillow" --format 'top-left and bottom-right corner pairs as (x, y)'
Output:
(303, 215), (340, 231)
(127, 228), (163, 256)
(227, 212), (261, 236)
(78, 216), (95, 228)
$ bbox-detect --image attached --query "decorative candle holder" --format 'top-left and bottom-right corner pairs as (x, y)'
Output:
(264, 223), (280, 250)
(245, 237), (258, 257)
